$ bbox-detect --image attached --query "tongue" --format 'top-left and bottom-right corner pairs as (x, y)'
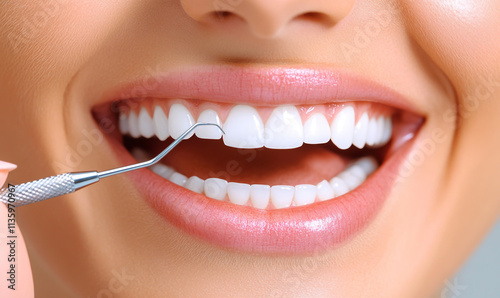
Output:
(146, 139), (348, 185)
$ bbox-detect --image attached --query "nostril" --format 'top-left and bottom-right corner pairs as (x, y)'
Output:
(209, 10), (245, 22)
(296, 11), (335, 26)
(214, 10), (232, 20)
(180, 0), (351, 38)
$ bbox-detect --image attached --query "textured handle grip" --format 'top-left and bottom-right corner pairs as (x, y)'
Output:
(0, 173), (75, 207)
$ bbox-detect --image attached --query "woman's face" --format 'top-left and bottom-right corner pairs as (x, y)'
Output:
(1, 0), (499, 296)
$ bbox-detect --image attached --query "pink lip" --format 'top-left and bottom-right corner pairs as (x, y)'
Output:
(97, 66), (420, 254)
(102, 65), (421, 113)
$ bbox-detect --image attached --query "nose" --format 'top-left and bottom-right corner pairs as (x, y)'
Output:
(180, 0), (354, 38)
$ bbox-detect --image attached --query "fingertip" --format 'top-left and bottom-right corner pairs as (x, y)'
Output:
(0, 161), (17, 172)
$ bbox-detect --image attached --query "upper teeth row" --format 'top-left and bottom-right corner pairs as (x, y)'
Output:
(119, 104), (392, 150)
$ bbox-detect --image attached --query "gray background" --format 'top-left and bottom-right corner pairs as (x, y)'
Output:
(452, 219), (500, 298)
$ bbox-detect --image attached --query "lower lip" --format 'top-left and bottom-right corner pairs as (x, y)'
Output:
(108, 134), (412, 254)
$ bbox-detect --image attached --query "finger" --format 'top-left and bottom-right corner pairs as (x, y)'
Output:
(0, 162), (34, 297)
(0, 161), (16, 187)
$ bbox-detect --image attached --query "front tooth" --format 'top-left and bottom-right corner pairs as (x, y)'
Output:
(223, 105), (265, 149)
(316, 180), (335, 201)
(227, 182), (251, 206)
(353, 112), (369, 149)
(138, 107), (155, 138)
(331, 106), (355, 150)
(151, 163), (176, 179)
(250, 184), (271, 209)
(196, 109), (223, 140)
(204, 178), (228, 200)
(153, 106), (169, 141)
(264, 105), (303, 149)
(119, 113), (129, 135)
(185, 176), (205, 193)
(294, 184), (317, 206)
(168, 103), (195, 139)
(168, 172), (188, 186)
(366, 117), (378, 146)
(330, 177), (349, 197)
(128, 111), (141, 138)
(303, 113), (331, 144)
(270, 185), (294, 209)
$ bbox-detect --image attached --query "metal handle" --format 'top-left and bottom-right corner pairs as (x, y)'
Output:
(0, 173), (76, 207)
(0, 123), (223, 207)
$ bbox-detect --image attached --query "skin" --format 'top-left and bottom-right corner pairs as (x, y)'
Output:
(1, 0), (499, 296)
(0, 162), (33, 297)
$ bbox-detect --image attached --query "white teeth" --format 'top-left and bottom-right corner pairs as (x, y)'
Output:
(366, 117), (378, 147)
(145, 156), (375, 207)
(185, 176), (205, 193)
(122, 102), (388, 208)
(223, 105), (265, 149)
(137, 108), (155, 138)
(270, 185), (294, 209)
(355, 156), (378, 175)
(204, 178), (228, 201)
(227, 182), (251, 206)
(368, 116), (392, 147)
(316, 180), (335, 201)
(151, 163), (176, 179)
(195, 109), (223, 140)
(381, 117), (392, 144)
(303, 113), (331, 144)
(264, 105), (303, 149)
(326, 157), (379, 199)
(329, 177), (349, 197)
(294, 184), (317, 206)
(138, 108), (155, 138)
(122, 104), (392, 150)
(374, 116), (385, 146)
(128, 111), (141, 138)
(168, 172), (188, 186)
(168, 103), (195, 139)
(153, 105), (169, 141)
(338, 171), (363, 190)
(353, 112), (369, 149)
(250, 184), (271, 209)
(119, 113), (129, 135)
(331, 106), (355, 150)
(135, 151), (377, 208)
(348, 164), (368, 181)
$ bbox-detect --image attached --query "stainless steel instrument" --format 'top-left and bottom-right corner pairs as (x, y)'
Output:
(0, 122), (223, 207)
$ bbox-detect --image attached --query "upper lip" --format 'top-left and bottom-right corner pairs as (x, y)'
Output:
(99, 65), (422, 114)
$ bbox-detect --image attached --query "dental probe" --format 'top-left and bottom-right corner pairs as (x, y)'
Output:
(0, 122), (224, 207)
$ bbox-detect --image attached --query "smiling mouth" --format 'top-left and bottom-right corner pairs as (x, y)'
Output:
(119, 101), (394, 209)
(92, 66), (423, 254)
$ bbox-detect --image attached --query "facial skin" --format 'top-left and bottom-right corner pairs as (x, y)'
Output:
(1, 0), (499, 296)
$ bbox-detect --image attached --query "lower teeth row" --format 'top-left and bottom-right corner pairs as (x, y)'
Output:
(132, 149), (378, 210)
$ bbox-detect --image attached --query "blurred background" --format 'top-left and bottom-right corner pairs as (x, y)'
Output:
(453, 219), (500, 297)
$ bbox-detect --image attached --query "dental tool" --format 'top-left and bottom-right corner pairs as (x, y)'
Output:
(0, 122), (224, 207)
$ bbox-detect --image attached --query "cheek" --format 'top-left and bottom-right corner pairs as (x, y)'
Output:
(0, 1), (138, 85)
(400, 0), (500, 79)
